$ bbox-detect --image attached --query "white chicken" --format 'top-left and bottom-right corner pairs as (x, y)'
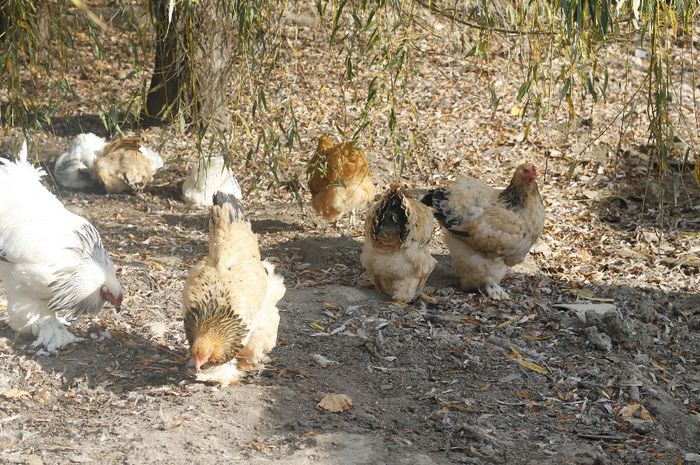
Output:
(54, 133), (107, 189)
(182, 156), (242, 207)
(0, 140), (123, 352)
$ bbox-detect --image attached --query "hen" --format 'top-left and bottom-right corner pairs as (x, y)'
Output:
(182, 156), (242, 207)
(182, 192), (285, 386)
(0, 140), (123, 352)
(307, 135), (376, 224)
(54, 133), (107, 189)
(95, 136), (163, 193)
(421, 163), (544, 300)
(361, 184), (436, 302)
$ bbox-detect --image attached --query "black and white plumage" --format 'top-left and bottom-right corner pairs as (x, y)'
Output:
(0, 140), (123, 352)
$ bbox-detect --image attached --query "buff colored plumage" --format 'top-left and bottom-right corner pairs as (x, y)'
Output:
(422, 163), (544, 300)
(94, 136), (157, 193)
(182, 192), (285, 386)
(307, 135), (376, 224)
(361, 184), (436, 302)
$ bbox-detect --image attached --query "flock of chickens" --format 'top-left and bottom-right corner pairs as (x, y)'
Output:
(309, 135), (545, 302)
(0, 133), (544, 386)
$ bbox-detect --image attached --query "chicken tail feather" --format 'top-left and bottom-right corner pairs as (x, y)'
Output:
(372, 186), (408, 244)
(421, 188), (449, 224)
(212, 191), (245, 222)
(18, 139), (28, 163)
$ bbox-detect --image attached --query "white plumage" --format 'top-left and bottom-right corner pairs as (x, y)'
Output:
(138, 145), (164, 172)
(182, 156), (242, 207)
(54, 133), (107, 189)
(0, 140), (123, 352)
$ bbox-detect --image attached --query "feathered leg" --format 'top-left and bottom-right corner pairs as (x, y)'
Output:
(32, 315), (79, 352)
(6, 297), (79, 352)
(484, 283), (509, 301)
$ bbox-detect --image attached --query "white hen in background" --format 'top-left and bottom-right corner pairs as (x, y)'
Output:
(0, 140), (123, 352)
(182, 156), (242, 207)
(54, 133), (107, 189)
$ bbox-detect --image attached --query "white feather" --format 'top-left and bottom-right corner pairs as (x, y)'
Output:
(54, 133), (107, 189)
(0, 140), (122, 352)
(182, 156), (242, 207)
(138, 145), (164, 173)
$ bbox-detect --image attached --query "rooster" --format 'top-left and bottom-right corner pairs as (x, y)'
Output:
(361, 184), (436, 302)
(0, 140), (123, 352)
(182, 192), (285, 386)
(421, 163), (544, 300)
(54, 133), (107, 189)
(307, 135), (376, 225)
(95, 136), (163, 193)
(181, 156), (242, 207)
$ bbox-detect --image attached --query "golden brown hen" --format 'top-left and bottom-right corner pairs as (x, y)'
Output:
(182, 192), (285, 386)
(94, 136), (155, 193)
(361, 184), (437, 302)
(421, 163), (544, 300)
(307, 134), (376, 224)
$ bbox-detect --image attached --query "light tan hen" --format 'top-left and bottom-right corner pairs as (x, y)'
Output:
(361, 184), (436, 302)
(421, 163), (544, 300)
(182, 192), (285, 386)
(95, 136), (153, 193)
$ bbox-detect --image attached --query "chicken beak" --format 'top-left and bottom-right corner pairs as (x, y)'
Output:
(113, 294), (124, 312)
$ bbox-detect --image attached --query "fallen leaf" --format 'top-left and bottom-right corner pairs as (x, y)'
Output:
(250, 440), (267, 451)
(509, 347), (549, 375)
(564, 288), (616, 303)
(317, 393), (353, 413)
(619, 402), (652, 420)
(0, 389), (31, 400)
(308, 322), (325, 331)
(311, 353), (337, 368)
(516, 358), (549, 375)
(441, 402), (476, 413)
(150, 262), (165, 271)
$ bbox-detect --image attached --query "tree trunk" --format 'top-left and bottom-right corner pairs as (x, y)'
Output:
(143, 0), (232, 132)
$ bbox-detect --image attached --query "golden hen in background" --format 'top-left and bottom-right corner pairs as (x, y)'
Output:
(307, 135), (376, 224)
(94, 136), (162, 193)
(182, 192), (285, 386)
(421, 163), (544, 300)
(361, 184), (437, 302)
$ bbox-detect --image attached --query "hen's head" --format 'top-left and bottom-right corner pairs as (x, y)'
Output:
(316, 134), (337, 154)
(499, 162), (540, 208)
(512, 162), (538, 188)
(56, 250), (123, 315)
(184, 299), (246, 371)
(190, 333), (225, 371)
(99, 274), (123, 311)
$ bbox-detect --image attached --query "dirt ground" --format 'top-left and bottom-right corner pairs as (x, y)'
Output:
(1, 3), (700, 465)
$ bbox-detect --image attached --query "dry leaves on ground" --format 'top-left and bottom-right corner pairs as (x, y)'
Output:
(317, 393), (353, 413)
